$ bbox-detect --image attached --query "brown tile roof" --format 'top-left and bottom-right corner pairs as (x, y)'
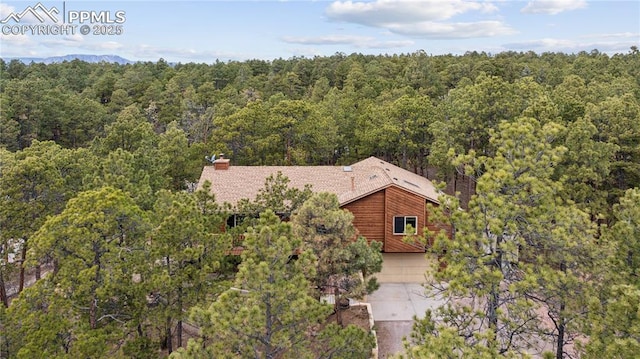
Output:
(196, 156), (440, 208)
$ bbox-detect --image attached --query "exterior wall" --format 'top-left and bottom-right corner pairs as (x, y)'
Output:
(424, 205), (442, 247)
(343, 190), (385, 246)
(343, 186), (444, 253)
(384, 186), (427, 253)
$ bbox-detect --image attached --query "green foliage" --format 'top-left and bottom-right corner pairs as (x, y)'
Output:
(398, 310), (521, 359)
(585, 94), (640, 204)
(96, 104), (155, 154)
(87, 147), (155, 209)
(157, 121), (201, 190)
(579, 188), (640, 358)
(236, 171), (313, 226)
(3, 280), (76, 358)
(582, 285), (640, 358)
(357, 93), (437, 169)
(605, 188), (640, 285)
(559, 116), (618, 216)
(1, 50), (639, 358)
(410, 118), (602, 358)
(293, 192), (383, 310)
(181, 210), (332, 358)
(0, 140), (74, 302)
(146, 189), (230, 353)
(312, 323), (376, 359)
(24, 187), (150, 357)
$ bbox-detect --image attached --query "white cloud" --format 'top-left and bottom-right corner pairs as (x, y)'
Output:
(41, 34), (85, 48)
(0, 33), (34, 56)
(78, 40), (125, 51)
(388, 20), (516, 38)
(503, 37), (637, 54)
(131, 44), (245, 63)
(282, 34), (414, 48)
(326, 0), (498, 25)
(0, 3), (16, 19)
(283, 34), (372, 45)
(521, 0), (587, 15)
(324, 0), (513, 39)
(583, 32), (639, 40)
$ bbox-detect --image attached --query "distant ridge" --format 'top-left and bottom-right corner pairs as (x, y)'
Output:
(5, 54), (134, 65)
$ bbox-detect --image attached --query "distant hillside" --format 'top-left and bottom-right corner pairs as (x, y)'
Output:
(5, 54), (133, 64)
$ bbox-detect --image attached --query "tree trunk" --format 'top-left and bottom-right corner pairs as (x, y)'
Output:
(166, 316), (173, 354)
(35, 263), (41, 281)
(0, 270), (8, 307)
(265, 290), (274, 359)
(556, 262), (567, 359)
(556, 306), (565, 359)
(177, 320), (183, 349)
(165, 257), (173, 353)
(177, 286), (183, 348)
(18, 243), (27, 292)
(90, 241), (102, 329)
(335, 286), (342, 325)
(488, 283), (499, 330)
(89, 297), (97, 329)
(488, 242), (503, 332)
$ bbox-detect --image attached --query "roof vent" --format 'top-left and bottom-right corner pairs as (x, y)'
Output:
(369, 174), (377, 180)
(385, 168), (390, 171)
(343, 166), (352, 172)
(403, 180), (420, 188)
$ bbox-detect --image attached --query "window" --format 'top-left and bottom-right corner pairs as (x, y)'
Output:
(226, 214), (245, 228)
(393, 216), (418, 235)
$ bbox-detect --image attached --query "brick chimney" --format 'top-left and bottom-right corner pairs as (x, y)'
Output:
(213, 154), (230, 170)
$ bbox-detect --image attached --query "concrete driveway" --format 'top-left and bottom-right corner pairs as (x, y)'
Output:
(375, 252), (437, 283)
(367, 282), (439, 321)
(365, 253), (444, 358)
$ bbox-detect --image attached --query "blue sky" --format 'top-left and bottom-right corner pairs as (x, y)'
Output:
(1, 0), (639, 63)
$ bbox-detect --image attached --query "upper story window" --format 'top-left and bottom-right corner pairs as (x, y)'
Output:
(393, 216), (417, 235)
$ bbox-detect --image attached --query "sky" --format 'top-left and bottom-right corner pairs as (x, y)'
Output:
(1, 0), (639, 64)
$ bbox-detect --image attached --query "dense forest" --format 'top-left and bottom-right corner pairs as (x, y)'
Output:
(0, 48), (639, 358)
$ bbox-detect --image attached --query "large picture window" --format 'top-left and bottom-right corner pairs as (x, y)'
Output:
(393, 216), (418, 235)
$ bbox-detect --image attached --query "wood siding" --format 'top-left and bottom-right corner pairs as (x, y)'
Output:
(343, 190), (385, 246)
(384, 186), (427, 253)
(343, 185), (445, 253)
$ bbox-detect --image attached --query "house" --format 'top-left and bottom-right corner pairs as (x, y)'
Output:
(196, 156), (443, 253)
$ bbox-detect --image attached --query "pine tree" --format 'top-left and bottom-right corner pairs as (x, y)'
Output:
(24, 187), (150, 357)
(292, 192), (382, 324)
(146, 189), (228, 353)
(405, 118), (602, 358)
(176, 210), (331, 358)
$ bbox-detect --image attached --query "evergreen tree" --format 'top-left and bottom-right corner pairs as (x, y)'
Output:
(176, 210), (331, 358)
(405, 118), (602, 358)
(292, 192), (382, 324)
(582, 188), (640, 357)
(0, 141), (68, 296)
(146, 189), (229, 353)
(22, 187), (150, 357)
